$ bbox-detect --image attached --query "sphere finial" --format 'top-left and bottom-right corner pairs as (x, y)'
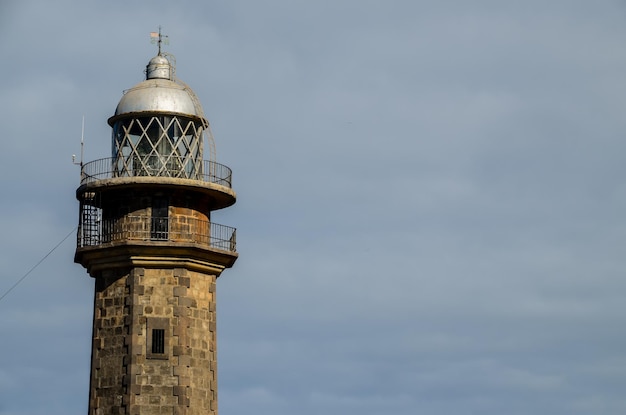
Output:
(146, 54), (171, 80)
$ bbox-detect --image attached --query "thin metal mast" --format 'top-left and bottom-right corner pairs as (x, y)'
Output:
(150, 26), (169, 56)
(73, 116), (85, 169)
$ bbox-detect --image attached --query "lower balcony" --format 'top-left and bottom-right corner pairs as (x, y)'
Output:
(77, 215), (236, 253)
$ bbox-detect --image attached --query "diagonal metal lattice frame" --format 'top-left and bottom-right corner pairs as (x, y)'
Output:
(112, 115), (204, 179)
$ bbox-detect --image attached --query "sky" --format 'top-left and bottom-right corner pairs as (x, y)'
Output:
(1, 0), (626, 414)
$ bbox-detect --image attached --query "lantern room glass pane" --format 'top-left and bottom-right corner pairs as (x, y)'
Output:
(112, 115), (203, 179)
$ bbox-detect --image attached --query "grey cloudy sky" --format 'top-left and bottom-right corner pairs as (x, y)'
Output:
(1, 0), (626, 414)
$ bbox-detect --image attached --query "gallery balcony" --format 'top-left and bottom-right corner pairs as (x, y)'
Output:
(77, 215), (236, 252)
(77, 156), (236, 210)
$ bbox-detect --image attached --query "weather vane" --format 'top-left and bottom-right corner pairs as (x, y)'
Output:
(150, 26), (169, 55)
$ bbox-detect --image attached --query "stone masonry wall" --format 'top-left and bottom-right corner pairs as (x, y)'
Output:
(90, 269), (131, 414)
(90, 267), (218, 415)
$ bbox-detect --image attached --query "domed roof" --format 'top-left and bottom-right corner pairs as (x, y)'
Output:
(146, 55), (170, 80)
(108, 54), (207, 125)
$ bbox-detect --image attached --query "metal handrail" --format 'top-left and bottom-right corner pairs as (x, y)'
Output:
(77, 215), (236, 252)
(80, 157), (233, 188)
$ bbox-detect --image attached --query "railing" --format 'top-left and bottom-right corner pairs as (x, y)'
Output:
(77, 215), (236, 252)
(80, 157), (232, 188)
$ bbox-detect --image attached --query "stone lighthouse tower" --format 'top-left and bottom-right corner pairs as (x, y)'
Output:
(75, 38), (237, 414)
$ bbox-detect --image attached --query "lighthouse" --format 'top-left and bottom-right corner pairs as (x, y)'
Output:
(75, 36), (237, 414)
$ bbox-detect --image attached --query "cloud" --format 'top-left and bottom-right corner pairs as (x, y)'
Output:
(2, 1), (626, 414)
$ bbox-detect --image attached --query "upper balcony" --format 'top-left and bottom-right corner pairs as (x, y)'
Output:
(77, 156), (236, 209)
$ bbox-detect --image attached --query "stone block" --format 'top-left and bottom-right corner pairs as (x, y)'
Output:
(178, 355), (191, 367)
(177, 375), (190, 387)
(172, 386), (186, 397)
(162, 395), (178, 405)
(163, 376), (179, 386)
(150, 375), (163, 384)
(173, 286), (187, 297)
(136, 375), (149, 386)
(134, 395), (149, 405)
(153, 385), (173, 396)
(179, 297), (197, 308)
(173, 345), (191, 356)
(131, 345), (143, 355)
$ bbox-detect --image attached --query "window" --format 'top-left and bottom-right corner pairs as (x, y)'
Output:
(147, 318), (169, 360)
(151, 197), (169, 240)
(112, 115), (202, 179)
(151, 329), (165, 354)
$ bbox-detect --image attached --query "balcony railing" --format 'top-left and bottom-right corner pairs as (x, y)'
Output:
(77, 215), (236, 253)
(80, 157), (232, 188)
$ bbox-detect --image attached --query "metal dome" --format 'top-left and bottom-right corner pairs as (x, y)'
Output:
(146, 55), (171, 79)
(108, 55), (207, 125)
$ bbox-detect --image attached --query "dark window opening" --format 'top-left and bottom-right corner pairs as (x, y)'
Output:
(151, 197), (169, 240)
(152, 329), (165, 354)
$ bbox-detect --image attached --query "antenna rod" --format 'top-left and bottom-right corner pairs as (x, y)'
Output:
(80, 115), (85, 167)
(158, 25), (162, 55)
(73, 116), (85, 169)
